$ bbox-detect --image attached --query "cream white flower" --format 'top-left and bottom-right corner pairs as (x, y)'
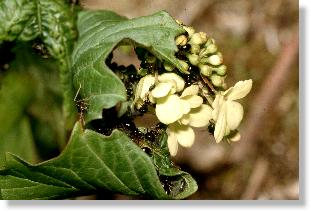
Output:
(212, 79), (252, 143)
(134, 74), (213, 156)
(164, 85), (213, 156)
(151, 73), (187, 124)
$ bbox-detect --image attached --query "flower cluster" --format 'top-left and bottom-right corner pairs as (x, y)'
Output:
(173, 25), (227, 88)
(212, 80), (252, 143)
(132, 23), (252, 156)
(134, 73), (213, 156)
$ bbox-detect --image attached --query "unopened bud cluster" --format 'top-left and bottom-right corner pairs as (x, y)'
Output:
(172, 25), (227, 88)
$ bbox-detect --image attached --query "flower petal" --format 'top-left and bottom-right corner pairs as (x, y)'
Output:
(151, 82), (172, 98)
(155, 95), (184, 124)
(158, 73), (185, 92)
(182, 95), (203, 108)
(212, 94), (224, 121)
(214, 103), (226, 143)
(228, 132), (241, 142)
(180, 99), (191, 114)
(179, 114), (190, 125)
(137, 75), (155, 99)
(226, 101), (244, 130)
(225, 79), (252, 101)
(167, 128), (178, 156)
(181, 85), (199, 97)
(188, 104), (213, 127)
(170, 123), (195, 147)
(148, 94), (156, 103)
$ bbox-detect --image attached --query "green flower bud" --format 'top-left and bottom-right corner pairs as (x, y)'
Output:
(187, 54), (200, 66)
(204, 38), (216, 47)
(175, 35), (188, 46)
(164, 62), (174, 72)
(213, 65), (227, 76)
(199, 43), (218, 57)
(210, 74), (224, 87)
(190, 44), (200, 54)
(205, 44), (218, 54)
(207, 54), (223, 66)
(190, 33), (203, 45)
(199, 64), (212, 76)
(178, 60), (189, 73)
(183, 26), (195, 37)
(199, 32), (208, 43)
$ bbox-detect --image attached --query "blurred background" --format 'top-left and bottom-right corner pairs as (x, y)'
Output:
(80, 0), (299, 200)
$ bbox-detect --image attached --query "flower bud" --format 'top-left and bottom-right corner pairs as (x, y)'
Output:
(205, 44), (218, 54)
(189, 33), (203, 45)
(213, 65), (227, 76)
(187, 54), (200, 66)
(183, 26), (195, 37)
(199, 43), (218, 57)
(227, 131), (241, 142)
(164, 61), (174, 72)
(199, 32), (208, 43)
(204, 38), (215, 47)
(210, 74), (224, 87)
(175, 35), (188, 46)
(178, 60), (189, 73)
(199, 64), (212, 77)
(190, 44), (200, 54)
(207, 54), (223, 66)
(175, 19), (183, 25)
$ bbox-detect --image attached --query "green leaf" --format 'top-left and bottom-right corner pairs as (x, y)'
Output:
(0, 69), (38, 169)
(72, 10), (185, 122)
(0, 71), (35, 137)
(0, 0), (77, 127)
(0, 0), (76, 65)
(0, 122), (189, 200)
(0, 45), (66, 165)
(150, 133), (198, 199)
(0, 117), (38, 170)
(0, 0), (37, 42)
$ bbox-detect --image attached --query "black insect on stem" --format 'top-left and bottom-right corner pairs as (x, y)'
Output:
(181, 44), (191, 51)
(144, 130), (157, 142)
(208, 121), (215, 134)
(74, 83), (88, 127)
(183, 65), (200, 87)
(31, 40), (50, 58)
(159, 175), (173, 195)
(76, 100), (88, 127)
(141, 146), (152, 156)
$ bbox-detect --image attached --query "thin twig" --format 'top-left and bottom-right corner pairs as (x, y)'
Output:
(241, 157), (269, 199)
(200, 74), (216, 93)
